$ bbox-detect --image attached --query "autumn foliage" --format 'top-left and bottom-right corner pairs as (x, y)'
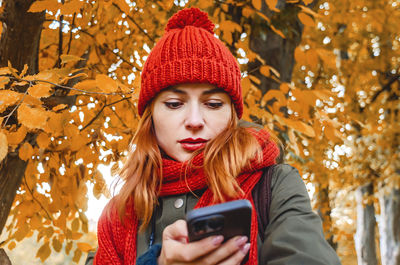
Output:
(0, 0), (399, 264)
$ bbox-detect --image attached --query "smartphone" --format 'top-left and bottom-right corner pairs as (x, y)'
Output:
(186, 199), (252, 242)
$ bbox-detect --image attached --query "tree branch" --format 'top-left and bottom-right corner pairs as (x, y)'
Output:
(8, 76), (133, 96)
(80, 97), (131, 131)
(111, 3), (155, 43)
(2, 82), (31, 128)
(66, 13), (76, 55)
(370, 74), (400, 103)
(23, 173), (53, 221)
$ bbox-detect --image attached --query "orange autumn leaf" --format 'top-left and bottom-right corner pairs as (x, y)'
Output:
(298, 12), (315, 27)
(18, 103), (49, 130)
(77, 242), (94, 252)
(19, 142), (34, 161)
(27, 83), (52, 98)
(0, 90), (23, 112)
(96, 74), (119, 93)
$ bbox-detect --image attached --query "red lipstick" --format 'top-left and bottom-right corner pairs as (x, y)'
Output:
(178, 138), (208, 151)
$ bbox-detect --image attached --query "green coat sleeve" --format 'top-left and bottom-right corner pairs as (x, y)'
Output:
(259, 164), (341, 265)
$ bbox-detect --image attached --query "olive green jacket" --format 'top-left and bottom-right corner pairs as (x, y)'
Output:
(87, 164), (341, 264)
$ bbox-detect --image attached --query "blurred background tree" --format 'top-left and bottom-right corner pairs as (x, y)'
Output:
(0, 0), (398, 264)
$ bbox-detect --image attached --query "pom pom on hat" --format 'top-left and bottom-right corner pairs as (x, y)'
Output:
(165, 7), (214, 33)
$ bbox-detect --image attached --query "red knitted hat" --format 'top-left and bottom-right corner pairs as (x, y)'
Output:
(138, 7), (243, 118)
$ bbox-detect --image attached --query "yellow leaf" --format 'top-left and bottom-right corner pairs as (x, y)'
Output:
(70, 134), (88, 151)
(60, 0), (84, 14)
(260, 66), (270, 77)
(71, 232), (83, 240)
(8, 241), (16, 251)
(28, 0), (61, 13)
(52, 104), (68, 111)
(219, 20), (242, 33)
(324, 122), (338, 142)
(114, 0), (131, 14)
(19, 142), (34, 161)
(281, 117), (315, 137)
(265, 0), (279, 12)
(0, 131), (8, 163)
(269, 66), (280, 78)
(7, 61), (19, 79)
(197, 0), (213, 9)
(27, 83), (52, 98)
(18, 103), (49, 130)
(96, 33), (106, 45)
(0, 90), (23, 113)
(294, 47), (306, 65)
(36, 242), (51, 262)
(66, 241), (73, 255)
(298, 12), (315, 27)
(261, 89), (286, 107)
(252, 0), (262, 10)
(74, 80), (97, 92)
(60, 54), (84, 64)
(298, 5), (319, 17)
(20, 64), (29, 77)
(306, 49), (319, 69)
(52, 238), (62, 252)
(96, 74), (119, 93)
(256, 11), (271, 23)
(280, 83), (290, 93)
(303, 0), (313, 5)
(0, 76), (10, 87)
(249, 75), (261, 85)
(270, 24), (285, 38)
(30, 213), (42, 230)
(242, 7), (255, 18)
(73, 248), (83, 263)
(288, 129), (300, 156)
(77, 242), (94, 252)
(36, 132), (51, 149)
(0, 67), (11, 75)
(71, 218), (80, 232)
(312, 90), (335, 101)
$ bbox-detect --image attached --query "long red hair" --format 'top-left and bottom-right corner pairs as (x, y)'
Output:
(112, 102), (270, 230)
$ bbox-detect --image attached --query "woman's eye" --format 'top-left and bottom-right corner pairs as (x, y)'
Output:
(164, 101), (183, 109)
(205, 102), (223, 109)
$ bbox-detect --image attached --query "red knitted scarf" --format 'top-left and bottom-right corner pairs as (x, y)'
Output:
(94, 128), (279, 265)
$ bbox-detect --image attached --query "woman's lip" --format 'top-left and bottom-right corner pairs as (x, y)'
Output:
(180, 142), (207, 151)
(178, 138), (208, 143)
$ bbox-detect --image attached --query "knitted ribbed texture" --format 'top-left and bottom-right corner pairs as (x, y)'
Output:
(138, 8), (243, 118)
(94, 128), (279, 264)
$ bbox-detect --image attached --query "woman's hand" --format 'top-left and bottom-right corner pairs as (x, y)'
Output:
(157, 220), (250, 265)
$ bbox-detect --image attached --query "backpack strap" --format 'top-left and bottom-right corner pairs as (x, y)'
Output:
(252, 165), (275, 242)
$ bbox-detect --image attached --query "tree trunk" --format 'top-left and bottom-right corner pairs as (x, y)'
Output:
(0, 154), (28, 235)
(379, 188), (400, 265)
(0, 248), (12, 265)
(354, 182), (378, 265)
(0, 0), (44, 235)
(248, 0), (304, 95)
(0, 0), (44, 73)
(315, 184), (337, 250)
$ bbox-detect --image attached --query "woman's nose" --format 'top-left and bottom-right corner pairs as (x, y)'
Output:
(184, 105), (205, 130)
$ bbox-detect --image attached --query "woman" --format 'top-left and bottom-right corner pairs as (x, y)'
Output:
(93, 8), (341, 265)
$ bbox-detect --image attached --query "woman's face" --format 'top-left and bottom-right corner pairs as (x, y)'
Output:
(152, 83), (233, 162)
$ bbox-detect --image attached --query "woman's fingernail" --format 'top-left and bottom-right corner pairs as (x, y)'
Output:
(212, 235), (224, 245)
(240, 243), (251, 255)
(235, 236), (248, 247)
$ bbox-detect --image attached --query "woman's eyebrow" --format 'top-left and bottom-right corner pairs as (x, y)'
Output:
(168, 88), (187, 95)
(202, 88), (225, 95)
